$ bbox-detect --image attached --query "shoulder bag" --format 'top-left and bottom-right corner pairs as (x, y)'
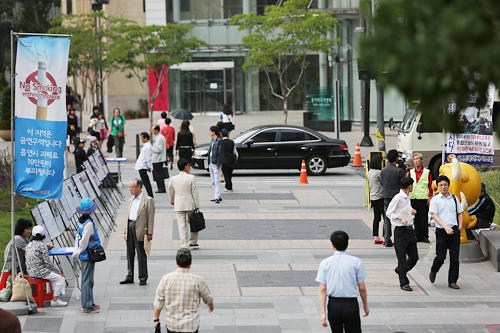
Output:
(189, 209), (206, 232)
(87, 223), (106, 262)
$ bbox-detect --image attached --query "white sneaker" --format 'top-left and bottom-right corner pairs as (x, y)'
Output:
(51, 299), (68, 307)
(224, 189), (233, 192)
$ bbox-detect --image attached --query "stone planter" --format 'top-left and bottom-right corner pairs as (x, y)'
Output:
(0, 129), (13, 141)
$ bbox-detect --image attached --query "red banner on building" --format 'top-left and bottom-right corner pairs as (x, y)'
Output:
(148, 66), (168, 111)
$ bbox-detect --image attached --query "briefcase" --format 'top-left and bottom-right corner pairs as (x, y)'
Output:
(189, 209), (206, 232)
(163, 167), (169, 179)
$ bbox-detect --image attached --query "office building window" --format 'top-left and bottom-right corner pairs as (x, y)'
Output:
(67, 0), (72, 14)
(223, 0), (243, 18)
(256, 0), (317, 15)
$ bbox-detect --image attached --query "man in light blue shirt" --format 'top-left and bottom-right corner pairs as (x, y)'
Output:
(429, 175), (463, 289)
(316, 231), (369, 332)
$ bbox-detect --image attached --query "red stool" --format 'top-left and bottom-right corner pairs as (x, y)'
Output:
(0, 272), (12, 290)
(28, 278), (53, 308)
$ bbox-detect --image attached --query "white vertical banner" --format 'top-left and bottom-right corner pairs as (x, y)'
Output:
(14, 36), (71, 199)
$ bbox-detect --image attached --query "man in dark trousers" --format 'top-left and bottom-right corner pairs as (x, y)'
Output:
(429, 175), (463, 289)
(381, 149), (406, 247)
(386, 177), (418, 291)
(316, 230), (369, 332)
(468, 183), (496, 231)
(409, 153), (433, 243)
(135, 132), (154, 198)
(74, 138), (87, 173)
(220, 128), (238, 192)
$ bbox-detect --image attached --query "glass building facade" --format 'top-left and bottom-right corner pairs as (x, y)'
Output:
(146, 0), (405, 121)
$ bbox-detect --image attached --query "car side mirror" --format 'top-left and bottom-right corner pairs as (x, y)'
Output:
(416, 122), (423, 133)
(389, 117), (396, 131)
(246, 139), (254, 146)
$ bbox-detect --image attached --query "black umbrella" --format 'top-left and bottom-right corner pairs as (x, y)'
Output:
(170, 109), (194, 120)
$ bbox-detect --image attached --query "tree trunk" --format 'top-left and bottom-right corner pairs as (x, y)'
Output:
(150, 98), (155, 132)
(283, 97), (288, 125)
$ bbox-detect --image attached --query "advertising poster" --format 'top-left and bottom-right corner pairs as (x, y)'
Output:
(63, 178), (80, 212)
(148, 66), (168, 111)
(49, 200), (66, 234)
(447, 84), (495, 165)
(37, 201), (61, 239)
(14, 36), (71, 199)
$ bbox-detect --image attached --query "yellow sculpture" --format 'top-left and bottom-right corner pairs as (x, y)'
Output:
(439, 158), (481, 244)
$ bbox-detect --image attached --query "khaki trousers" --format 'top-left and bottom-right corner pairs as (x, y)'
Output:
(176, 210), (198, 248)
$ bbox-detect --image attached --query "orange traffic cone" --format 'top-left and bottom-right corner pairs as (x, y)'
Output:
(353, 142), (362, 166)
(299, 159), (309, 184)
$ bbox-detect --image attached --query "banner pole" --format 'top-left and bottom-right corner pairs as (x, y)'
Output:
(10, 30), (16, 276)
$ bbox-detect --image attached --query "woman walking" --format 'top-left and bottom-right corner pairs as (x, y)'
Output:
(368, 155), (385, 244)
(110, 108), (127, 157)
(73, 198), (101, 313)
(67, 108), (79, 148)
(175, 120), (195, 166)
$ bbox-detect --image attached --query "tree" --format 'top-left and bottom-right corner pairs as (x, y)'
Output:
(0, 0), (61, 33)
(108, 23), (206, 129)
(231, 0), (338, 124)
(360, 0), (500, 130)
(49, 12), (125, 113)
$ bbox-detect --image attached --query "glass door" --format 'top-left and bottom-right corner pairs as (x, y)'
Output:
(181, 71), (202, 113)
(203, 70), (225, 112)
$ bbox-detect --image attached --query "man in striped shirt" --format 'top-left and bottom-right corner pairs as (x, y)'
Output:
(153, 248), (214, 333)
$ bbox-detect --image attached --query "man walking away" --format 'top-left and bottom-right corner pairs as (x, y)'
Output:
(221, 128), (238, 192)
(208, 126), (224, 203)
(429, 175), (463, 289)
(316, 230), (369, 333)
(135, 132), (154, 198)
(154, 248), (214, 333)
(168, 159), (200, 248)
(121, 179), (155, 286)
(409, 153), (433, 243)
(152, 125), (167, 193)
(161, 118), (176, 170)
(386, 177), (418, 291)
(381, 149), (406, 247)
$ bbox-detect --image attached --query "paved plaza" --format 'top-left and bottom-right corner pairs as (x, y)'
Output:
(3, 112), (500, 332)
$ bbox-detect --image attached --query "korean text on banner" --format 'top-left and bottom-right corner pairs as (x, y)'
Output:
(14, 36), (71, 199)
(446, 84), (495, 165)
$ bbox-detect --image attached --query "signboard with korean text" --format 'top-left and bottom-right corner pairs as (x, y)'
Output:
(37, 201), (61, 240)
(446, 84), (495, 165)
(14, 36), (71, 198)
(30, 206), (50, 245)
(63, 178), (80, 213)
(72, 173), (90, 200)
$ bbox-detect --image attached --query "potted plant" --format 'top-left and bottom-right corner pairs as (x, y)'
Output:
(124, 110), (133, 120)
(134, 111), (140, 119)
(139, 99), (148, 118)
(0, 84), (12, 141)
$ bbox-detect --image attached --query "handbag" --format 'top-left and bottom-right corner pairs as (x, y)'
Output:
(88, 246), (106, 262)
(117, 131), (125, 138)
(99, 127), (108, 139)
(163, 166), (169, 179)
(189, 209), (206, 232)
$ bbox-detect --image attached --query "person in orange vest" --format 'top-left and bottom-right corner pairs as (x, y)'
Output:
(409, 153), (433, 243)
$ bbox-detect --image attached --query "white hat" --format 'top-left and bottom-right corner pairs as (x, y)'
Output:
(32, 225), (46, 237)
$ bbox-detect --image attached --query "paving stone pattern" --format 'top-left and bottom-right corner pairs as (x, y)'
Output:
(173, 219), (372, 240)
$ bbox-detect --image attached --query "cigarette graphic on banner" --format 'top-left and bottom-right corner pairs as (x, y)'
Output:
(36, 61), (48, 120)
(15, 36), (71, 199)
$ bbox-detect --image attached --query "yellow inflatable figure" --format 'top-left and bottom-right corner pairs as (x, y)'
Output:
(439, 158), (481, 244)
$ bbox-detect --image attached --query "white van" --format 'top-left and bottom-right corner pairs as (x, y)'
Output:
(393, 101), (500, 179)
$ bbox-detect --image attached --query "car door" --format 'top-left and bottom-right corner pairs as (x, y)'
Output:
(237, 129), (279, 169)
(275, 129), (320, 168)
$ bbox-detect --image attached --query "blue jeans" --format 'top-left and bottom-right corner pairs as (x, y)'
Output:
(383, 198), (393, 241)
(81, 260), (95, 311)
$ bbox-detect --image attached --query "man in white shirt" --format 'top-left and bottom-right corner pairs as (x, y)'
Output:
(386, 177), (418, 291)
(151, 125), (167, 193)
(135, 132), (154, 198)
(429, 175), (463, 289)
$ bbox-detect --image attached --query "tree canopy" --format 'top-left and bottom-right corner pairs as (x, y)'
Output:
(108, 23), (206, 129)
(0, 0), (61, 33)
(360, 0), (500, 129)
(231, 0), (338, 124)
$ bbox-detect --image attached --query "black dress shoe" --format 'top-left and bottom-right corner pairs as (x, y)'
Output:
(423, 239), (430, 243)
(139, 281), (147, 286)
(429, 271), (436, 283)
(120, 279), (134, 285)
(385, 240), (393, 247)
(401, 284), (413, 291)
(155, 190), (166, 193)
(214, 199), (220, 204)
(189, 244), (199, 247)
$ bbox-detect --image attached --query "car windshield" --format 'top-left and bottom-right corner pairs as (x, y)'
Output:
(400, 106), (418, 133)
(233, 128), (258, 144)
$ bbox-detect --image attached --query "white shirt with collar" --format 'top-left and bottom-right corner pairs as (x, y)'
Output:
(429, 192), (464, 228)
(386, 189), (414, 227)
(129, 192), (143, 221)
(135, 141), (152, 170)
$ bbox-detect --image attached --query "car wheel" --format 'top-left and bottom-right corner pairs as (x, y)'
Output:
(306, 155), (327, 175)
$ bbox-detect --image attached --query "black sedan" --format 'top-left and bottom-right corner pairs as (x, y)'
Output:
(191, 125), (350, 175)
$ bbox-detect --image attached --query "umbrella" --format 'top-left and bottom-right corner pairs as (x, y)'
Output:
(170, 109), (193, 121)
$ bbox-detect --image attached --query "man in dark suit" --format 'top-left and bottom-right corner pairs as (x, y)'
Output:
(121, 178), (155, 286)
(220, 128), (238, 192)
